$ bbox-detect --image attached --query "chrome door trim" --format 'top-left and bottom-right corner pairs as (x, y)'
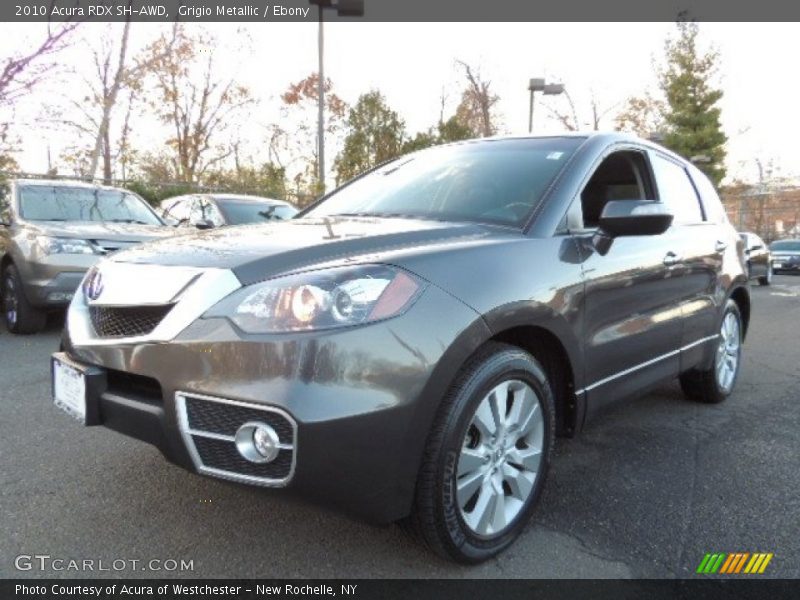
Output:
(576, 334), (719, 395)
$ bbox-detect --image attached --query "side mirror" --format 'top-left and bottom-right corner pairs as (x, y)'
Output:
(598, 200), (673, 238)
(194, 219), (215, 230)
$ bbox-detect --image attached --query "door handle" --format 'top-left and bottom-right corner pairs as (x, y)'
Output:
(663, 251), (682, 267)
(715, 240), (728, 252)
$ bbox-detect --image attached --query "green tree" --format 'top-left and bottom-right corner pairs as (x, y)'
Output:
(660, 20), (727, 185)
(401, 130), (437, 155)
(437, 115), (475, 143)
(204, 163), (287, 199)
(334, 91), (405, 183)
(401, 115), (475, 155)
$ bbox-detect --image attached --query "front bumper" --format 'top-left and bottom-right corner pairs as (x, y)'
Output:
(21, 254), (99, 307)
(61, 284), (488, 523)
(772, 257), (800, 271)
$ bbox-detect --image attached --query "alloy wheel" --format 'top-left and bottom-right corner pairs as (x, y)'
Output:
(715, 312), (741, 393)
(3, 274), (17, 327)
(456, 379), (543, 537)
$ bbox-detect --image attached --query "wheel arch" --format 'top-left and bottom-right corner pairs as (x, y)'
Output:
(729, 285), (751, 340)
(489, 324), (583, 437)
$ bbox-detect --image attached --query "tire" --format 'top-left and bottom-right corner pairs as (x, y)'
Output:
(758, 263), (772, 286)
(2, 263), (46, 334)
(679, 299), (742, 404)
(410, 342), (555, 563)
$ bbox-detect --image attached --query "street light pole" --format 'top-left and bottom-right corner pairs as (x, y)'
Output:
(311, 0), (364, 195)
(528, 78), (544, 133)
(317, 4), (325, 193)
(528, 78), (564, 133)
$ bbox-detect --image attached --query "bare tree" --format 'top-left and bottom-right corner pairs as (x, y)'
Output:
(543, 89), (618, 132)
(145, 27), (253, 184)
(58, 17), (179, 183)
(0, 12), (80, 106)
(272, 72), (347, 192)
(454, 60), (500, 137)
(614, 92), (666, 138)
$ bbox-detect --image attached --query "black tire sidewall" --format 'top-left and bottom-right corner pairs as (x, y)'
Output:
(2, 265), (19, 330)
(2, 264), (45, 334)
(435, 348), (555, 563)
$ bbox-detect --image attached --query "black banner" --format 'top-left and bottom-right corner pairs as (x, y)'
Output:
(3, 579), (800, 600)
(4, 0), (800, 23)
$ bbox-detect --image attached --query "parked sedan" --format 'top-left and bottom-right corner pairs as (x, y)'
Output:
(770, 238), (800, 273)
(0, 179), (174, 334)
(158, 194), (297, 229)
(740, 231), (772, 285)
(54, 133), (750, 563)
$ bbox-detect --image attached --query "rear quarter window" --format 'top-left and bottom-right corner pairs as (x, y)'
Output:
(651, 155), (704, 224)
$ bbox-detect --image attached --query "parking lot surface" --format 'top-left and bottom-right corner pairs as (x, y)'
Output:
(1, 276), (798, 578)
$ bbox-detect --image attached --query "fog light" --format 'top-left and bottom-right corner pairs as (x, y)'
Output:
(234, 421), (280, 463)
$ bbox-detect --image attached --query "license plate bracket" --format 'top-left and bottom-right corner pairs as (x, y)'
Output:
(51, 352), (106, 426)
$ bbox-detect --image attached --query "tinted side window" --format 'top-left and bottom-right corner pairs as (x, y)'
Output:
(580, 150), (653, 228)
(652, 155), (704, 224)
(162, 197), (192, 224)
(200, 200), (225, 226)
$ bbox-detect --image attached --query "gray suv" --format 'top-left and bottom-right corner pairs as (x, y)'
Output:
(54, 134), (750, 563)
(0, 179), (174, 334)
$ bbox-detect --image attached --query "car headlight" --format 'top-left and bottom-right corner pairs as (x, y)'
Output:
(36, 236), (97, 255)
(204, 265), (425, 333)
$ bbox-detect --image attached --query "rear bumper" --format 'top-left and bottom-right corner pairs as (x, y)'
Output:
(60, 286), (489, 523)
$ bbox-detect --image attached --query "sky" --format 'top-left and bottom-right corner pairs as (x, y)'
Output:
(2, 21), (799, 185)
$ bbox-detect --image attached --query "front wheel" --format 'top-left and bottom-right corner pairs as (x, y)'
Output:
(679, 299), (743, 404)
(758, 263), (772, 286)
(410, 342), (555, 563)
(2, 264), (46, 334)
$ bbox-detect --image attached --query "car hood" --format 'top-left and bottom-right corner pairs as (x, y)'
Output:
(29, 221), (174, 242)
(108, 216), (505, 284)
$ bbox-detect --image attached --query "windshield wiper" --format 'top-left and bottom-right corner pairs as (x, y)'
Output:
(333, 212), (416, 219)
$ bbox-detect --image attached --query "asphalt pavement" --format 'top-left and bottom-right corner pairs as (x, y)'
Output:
(1, 276), (798, 579)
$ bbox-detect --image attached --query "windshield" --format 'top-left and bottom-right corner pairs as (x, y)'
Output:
(770, 240), (800, 252)
(304, 137), (584, 226)
(18, 185), (162, 225)
(218, 200), (298, 224)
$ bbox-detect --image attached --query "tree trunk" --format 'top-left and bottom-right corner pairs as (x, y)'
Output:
(87, 18), (132, 180)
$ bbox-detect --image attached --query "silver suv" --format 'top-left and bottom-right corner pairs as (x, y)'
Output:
(0, 179), (174, 334)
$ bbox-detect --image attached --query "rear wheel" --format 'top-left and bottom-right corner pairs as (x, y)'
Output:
(410, 343), (555, 563)
(2, 264), (46, 334)
(679, 299), (742, 404)
(758, 263), (772, 286)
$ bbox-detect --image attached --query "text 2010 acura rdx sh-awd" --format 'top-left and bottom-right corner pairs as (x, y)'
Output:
(53, 134), (750, 563)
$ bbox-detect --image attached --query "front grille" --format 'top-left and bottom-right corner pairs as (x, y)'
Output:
(178, 393), (296, 486)
(89, 305), (173, 338)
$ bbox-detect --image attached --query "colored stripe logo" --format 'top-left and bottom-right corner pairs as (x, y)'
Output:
(697, 552), (773, 574)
